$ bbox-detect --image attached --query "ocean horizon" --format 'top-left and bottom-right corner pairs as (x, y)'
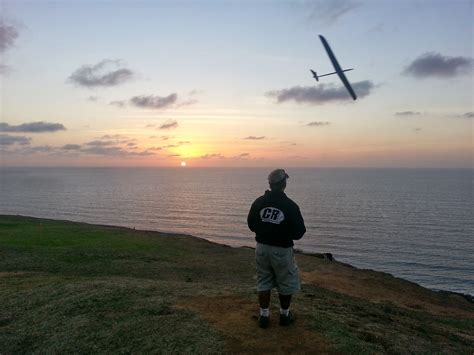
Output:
(1, 166), (472, 295)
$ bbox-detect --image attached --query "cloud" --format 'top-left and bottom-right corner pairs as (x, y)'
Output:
(68, 59), (134, 88)
(87, 96), (99, 102)
(22, 145), (54, 153)
(80, 145), (154, 157)
(266, 80), (374, 105)
(0, 121), (66, 133)
(62, 144), (82, 150)
(0, 23), (19, 53)
(135, 150), (154, 156)
(159, 120), (178, 130)
(177, 99), (198, 107)
(0, 134), (31, 146)
(0, 23), (19, 74)
(200, 153), (224, 159)
(80, 146), (127, 156)
(110, 100), (126, 108)
(414, 128), (422, 132)
(197, 152), (251, 160)
(86, 140), (115, 147)
(244, 136), (265, 140)
(100, 134), (127, 140)
(168, 154), (181, 157)
(130, 93), (177, 109)
(403, 52), (473, 78)
(462, 112), (474, 119)
(151, 141), (190, 151)
(395, 111), (421, 116)
(2, 137), (153, 158)
(307, 121), (330, 126)
(307, 0), (359, 26)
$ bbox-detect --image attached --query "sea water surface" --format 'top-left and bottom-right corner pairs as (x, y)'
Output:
(0, 167), (472, 295)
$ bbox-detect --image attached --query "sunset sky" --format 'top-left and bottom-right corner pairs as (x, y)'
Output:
(1, 0), (472, 168)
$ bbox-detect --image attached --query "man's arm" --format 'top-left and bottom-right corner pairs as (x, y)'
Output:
(247, 200), (260, 232)
(291, 204), (306, 240)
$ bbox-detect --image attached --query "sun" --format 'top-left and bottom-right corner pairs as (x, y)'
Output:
(180, 161), (187, 167)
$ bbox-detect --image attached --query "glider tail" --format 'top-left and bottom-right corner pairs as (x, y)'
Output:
(310, 69), (319, 81)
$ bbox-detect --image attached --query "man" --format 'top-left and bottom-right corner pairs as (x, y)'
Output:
(247, 169), (306, 328)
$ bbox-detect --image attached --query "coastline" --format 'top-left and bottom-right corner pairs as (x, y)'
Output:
(2, 167), (471, 297)
(1, 214), (473, 353)
(2, 213), (472, 300)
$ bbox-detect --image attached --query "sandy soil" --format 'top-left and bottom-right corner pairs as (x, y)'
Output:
(297, 256), (474, 320)
(179, 294), (333, 354)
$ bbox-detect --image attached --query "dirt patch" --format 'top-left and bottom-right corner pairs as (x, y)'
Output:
(300, 268), (474, 319)
(178, 294), (333, 354)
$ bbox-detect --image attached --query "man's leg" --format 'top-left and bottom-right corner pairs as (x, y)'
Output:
(258, 290), (271, 328)
(256, 244), (273, 328)
(278, 293), (292, 310)
(259, 290), (271, 309)
(278, 293), (294, 325)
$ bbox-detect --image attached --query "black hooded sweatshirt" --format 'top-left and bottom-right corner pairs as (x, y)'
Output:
(247, 190), (306, 248)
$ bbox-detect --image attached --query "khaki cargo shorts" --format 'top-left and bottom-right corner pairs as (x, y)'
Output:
(255, 242), (300, 295)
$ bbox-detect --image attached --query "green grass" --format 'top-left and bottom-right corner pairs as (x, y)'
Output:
(1, 276), (224, 353)
(301, 284), (473, 354)
(0, 215), (473, 353)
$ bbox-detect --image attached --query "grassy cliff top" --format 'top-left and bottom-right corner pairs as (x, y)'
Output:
(0, 215), (473, 353)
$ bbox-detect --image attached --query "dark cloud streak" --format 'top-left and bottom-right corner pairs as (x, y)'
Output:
(130, 94), (177, 109)
(244, 136), (265, 140)
(109, 100), (126, 108)
(62, 144), (82, 150)
(0, 121), (66, 133)
(80, 145), (154, 157)
(0, 23), (19, 53)
(266, 81), (374, 105)
(200, 153), (224, 159)
(0, 134), (31, 146)
(159, 121), (178, 130)
(403, 52), (472, 78)
(85, 140), (116, 147)
(68, 59), (134, 88)
(307, 121), (330, 126)
(177, 99), (198, 107)
(395, 111), (421, 116)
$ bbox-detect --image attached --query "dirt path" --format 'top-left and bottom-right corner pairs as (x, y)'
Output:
(178, 294), (332, 354)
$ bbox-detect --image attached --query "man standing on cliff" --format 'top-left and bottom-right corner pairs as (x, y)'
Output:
(247, 169), (306, 328)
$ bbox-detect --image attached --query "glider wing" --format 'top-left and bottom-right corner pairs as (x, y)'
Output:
(319, 35), (357, 100)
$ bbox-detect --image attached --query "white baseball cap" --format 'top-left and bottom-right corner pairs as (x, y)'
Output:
(268, 169), (289, 184)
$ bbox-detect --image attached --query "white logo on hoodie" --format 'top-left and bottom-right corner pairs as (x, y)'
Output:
(260, 207), (285, 224)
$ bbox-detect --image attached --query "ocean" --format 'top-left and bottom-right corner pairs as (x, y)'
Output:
(0, 167), (472, 295)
